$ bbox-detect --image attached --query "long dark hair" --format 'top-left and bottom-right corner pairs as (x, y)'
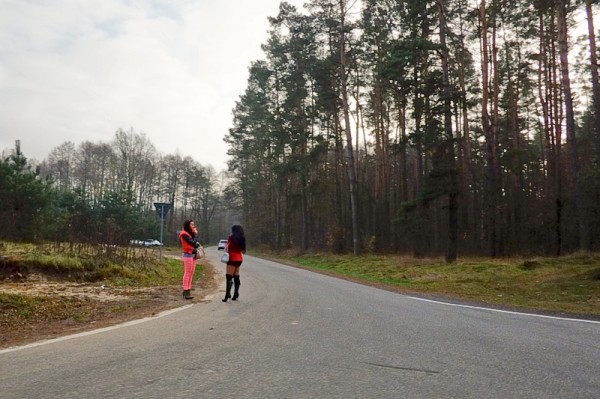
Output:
(183, 220), (195, 237)
(231, 225), (246, 251)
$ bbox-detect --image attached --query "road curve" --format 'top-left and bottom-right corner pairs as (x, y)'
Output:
(1, 249), (599, 398)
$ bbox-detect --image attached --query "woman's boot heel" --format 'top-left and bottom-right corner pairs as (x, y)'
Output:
(222, 274), (233, 302)
(232, 276), (240, 300)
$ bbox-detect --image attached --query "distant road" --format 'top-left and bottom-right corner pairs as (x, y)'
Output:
(1, 249), (599, 398)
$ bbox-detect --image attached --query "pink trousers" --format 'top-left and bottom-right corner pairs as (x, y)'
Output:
(182, 256), (196, 290)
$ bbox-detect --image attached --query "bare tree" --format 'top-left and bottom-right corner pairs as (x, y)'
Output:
(45, 142), (76, 191)
(111, 128), (157, 199)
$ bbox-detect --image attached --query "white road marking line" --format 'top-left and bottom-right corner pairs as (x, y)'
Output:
(0, 304), (195, 354)
(405, 295), (600, 324)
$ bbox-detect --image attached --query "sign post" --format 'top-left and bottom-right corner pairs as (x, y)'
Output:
(153, 202), (172, 262)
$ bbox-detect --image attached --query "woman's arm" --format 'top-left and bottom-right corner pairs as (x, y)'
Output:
(183, 235), (200, 248)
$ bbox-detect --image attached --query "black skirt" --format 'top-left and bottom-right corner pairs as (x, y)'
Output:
(227, 260), (243, 267)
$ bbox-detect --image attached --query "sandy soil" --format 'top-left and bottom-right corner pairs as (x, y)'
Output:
(0, 257), (222, 350)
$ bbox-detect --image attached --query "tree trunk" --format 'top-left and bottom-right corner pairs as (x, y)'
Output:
(339, 0), (360, 255)
(491, 5), (503, 255)
(374, 80), (391, 250)
(438, 0), (458, 263)
(457, 4), (474, 249)
(333, 104), (347, 253)
(556, 0), (588, 250)
(549, 10), (564, 255)
(586, 0), (600, 164)
(505, 39), (524, 253)
(480, 0), (498, 257)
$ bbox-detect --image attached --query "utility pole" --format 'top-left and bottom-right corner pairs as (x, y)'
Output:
(154, 202), (172, 262)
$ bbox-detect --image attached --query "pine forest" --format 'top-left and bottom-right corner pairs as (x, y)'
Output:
(2, 0), (600, 262)
(225, 0), (600, 260)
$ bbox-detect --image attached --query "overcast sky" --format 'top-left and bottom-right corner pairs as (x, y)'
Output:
(0, 0), (307, 171)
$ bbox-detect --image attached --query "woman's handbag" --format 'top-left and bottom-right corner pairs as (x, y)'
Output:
(220, 252), (229, 264)
(194, 246), (205, 260)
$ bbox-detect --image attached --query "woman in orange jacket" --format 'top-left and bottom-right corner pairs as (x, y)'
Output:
(222, 225), (246, 302)
(179, 219), (200, 300)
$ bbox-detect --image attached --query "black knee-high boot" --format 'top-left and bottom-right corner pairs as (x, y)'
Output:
(232, 276), (240, 300)
(222, 274), (233, 302)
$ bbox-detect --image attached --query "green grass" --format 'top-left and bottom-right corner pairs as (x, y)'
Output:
(2, 241), (599, 320)
(255, 251), (600, 317)
(0, 242), (195, 286)
(0, 243), (205, 327)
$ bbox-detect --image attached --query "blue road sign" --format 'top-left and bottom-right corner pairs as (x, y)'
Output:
(154, 202), (172, 219)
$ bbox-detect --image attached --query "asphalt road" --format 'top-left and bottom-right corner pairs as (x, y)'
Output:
(1, 249), (599, 398)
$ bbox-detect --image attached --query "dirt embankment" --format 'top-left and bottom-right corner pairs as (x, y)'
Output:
(0, 256), (221, 350)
